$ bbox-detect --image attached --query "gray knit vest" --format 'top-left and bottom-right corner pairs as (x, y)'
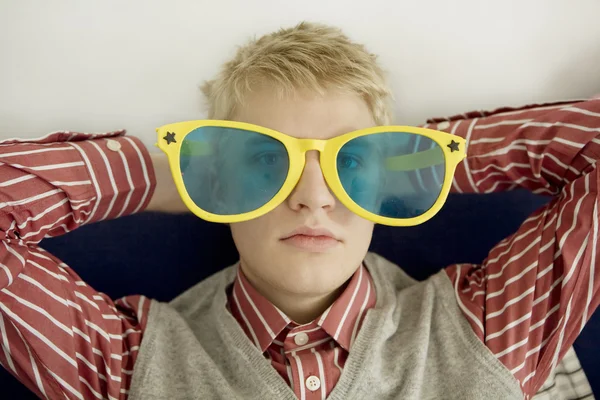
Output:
(128, 252), (523, 399)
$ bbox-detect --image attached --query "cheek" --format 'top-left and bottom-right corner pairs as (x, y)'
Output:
(230, 209), (282, 248)
(344, 214), (375, 244)
(336, 201), (372, 226)
(230, 220), (264, 247)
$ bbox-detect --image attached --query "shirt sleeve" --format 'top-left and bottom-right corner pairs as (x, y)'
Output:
(439, 99), (600, 397)
(0, 131), (157, 399)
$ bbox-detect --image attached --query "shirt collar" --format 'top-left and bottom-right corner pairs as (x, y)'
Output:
(318, 264), (376, 351)
(228, 263), (376, 353)
(229, 266), (291, 352)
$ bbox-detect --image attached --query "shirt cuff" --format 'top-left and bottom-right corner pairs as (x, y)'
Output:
(68, 131), (157, 223)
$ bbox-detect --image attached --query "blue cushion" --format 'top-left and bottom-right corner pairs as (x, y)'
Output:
(2, 190), (598, 397)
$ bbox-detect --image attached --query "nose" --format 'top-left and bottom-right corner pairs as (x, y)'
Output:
(287, 151), (336, 213)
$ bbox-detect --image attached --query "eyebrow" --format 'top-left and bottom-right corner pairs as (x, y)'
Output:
(329, 127), (368, 138)
(340, 139), (376, 151)
(245, 135), (283, 147)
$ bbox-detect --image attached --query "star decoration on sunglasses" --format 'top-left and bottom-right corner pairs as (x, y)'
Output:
(447, 140), (460, 152)
(163, 132), (177, 145)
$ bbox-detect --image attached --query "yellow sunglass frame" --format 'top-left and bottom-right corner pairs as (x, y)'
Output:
(155, 120), (466, 226)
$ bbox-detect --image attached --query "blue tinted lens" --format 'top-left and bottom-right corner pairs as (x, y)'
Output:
(181, 126), (289, 215)
(338, 132), (445, 219)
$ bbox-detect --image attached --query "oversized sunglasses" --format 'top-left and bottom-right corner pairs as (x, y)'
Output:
(155, 120), (466, 226)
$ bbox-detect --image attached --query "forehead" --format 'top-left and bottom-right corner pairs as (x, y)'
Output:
(232, 87), (377, 139)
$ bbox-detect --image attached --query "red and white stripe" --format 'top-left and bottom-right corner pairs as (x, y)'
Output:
(440, 98), (600, 397)
(228, 262), (376, 400)
(0, 131), (156, 399)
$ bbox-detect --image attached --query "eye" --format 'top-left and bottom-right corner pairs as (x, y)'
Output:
(338, 154), (363, 170)
(254, 152), (282, 166)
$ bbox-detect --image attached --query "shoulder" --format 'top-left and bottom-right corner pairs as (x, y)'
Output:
(167, 264), (237, 317)
(365, 251), (461, 322)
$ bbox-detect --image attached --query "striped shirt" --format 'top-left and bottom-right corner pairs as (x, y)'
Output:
(0, 98), (598, 399)
(228, 262), (376, 400)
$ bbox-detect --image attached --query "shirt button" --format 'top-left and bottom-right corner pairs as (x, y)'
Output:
(106, 139), (122, 151)
(294, 332), (309, 346)
(437, 121), (450, 130)
(305, 375), (321, 391)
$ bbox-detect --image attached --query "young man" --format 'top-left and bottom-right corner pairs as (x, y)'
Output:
(0, 22), (598, 400)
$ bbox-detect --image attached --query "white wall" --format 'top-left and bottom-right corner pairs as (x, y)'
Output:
(1, 0), (599, 149)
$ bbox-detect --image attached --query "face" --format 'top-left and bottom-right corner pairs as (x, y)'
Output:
(229, 86), (376, 303)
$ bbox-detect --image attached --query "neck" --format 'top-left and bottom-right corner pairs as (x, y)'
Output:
(241, 266), (349, 324)
(272, 286), (347, 324)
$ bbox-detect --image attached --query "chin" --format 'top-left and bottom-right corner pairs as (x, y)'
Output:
(278, 246), (344, 265)
(278, 268), (348, 295)
(276, 250), (352, 279)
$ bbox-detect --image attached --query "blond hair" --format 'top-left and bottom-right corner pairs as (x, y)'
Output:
(201, 22), (393, 125)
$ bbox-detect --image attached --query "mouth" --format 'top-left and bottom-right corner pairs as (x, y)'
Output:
(280, 226), (341, 252)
